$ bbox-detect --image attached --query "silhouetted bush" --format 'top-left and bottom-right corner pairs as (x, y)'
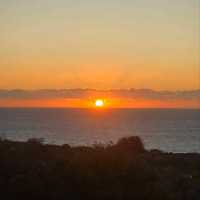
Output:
(0, 137), (200, 200)
(27, 138), (45, 145)
(115, 136), (145, 153)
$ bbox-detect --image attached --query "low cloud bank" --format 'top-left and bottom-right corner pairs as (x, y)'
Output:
(0, 89), (199, 100)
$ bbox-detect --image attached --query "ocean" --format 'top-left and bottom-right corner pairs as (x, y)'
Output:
(0, 108), (199, 153)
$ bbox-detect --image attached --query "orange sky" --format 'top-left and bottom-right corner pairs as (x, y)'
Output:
(0, 0), (199, 91)
(0, 96), (199, 108)
(0, 1), (199, 108)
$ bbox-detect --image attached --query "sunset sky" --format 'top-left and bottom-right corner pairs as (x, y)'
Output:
(0, 0), (199, 108)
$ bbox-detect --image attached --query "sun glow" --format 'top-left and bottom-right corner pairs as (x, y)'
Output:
(95, 99), (105, 107)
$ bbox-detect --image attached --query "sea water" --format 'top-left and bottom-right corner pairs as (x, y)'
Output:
(0, 108), (199, 153)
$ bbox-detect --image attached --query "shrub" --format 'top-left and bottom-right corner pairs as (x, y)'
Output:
(115, 136), (145, 153)
(27, 138), (45, 145)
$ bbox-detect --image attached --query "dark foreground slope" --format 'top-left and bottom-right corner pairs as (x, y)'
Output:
(0, 137), (200, 200)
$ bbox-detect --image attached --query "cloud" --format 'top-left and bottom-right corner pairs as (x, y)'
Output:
(0, 89), (199, 101)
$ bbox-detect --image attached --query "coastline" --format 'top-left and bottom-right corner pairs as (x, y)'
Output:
(0, 137), (200, 200)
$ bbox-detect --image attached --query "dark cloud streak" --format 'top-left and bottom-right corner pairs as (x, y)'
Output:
(0, 89), (199, 100)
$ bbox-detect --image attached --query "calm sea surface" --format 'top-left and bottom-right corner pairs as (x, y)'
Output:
(0, 108), (199, 153)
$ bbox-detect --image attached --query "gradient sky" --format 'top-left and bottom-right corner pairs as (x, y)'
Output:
(0, 0), (199, 90)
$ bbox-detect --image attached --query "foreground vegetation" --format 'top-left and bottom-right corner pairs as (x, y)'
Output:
(0, 136), (200, 200)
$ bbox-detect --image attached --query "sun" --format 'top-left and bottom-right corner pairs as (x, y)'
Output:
(95, 99), (105, 107)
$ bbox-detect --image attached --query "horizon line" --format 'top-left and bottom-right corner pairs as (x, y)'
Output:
(1, 88), (200, 92)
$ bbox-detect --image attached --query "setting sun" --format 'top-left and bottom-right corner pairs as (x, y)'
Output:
(95, 99), (105, 107)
